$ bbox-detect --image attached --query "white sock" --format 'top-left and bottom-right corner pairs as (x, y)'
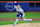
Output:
(14, 18), (19, 25)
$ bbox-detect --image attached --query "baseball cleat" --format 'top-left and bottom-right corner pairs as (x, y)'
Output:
(30, 19), (32, 23)
(13, 24), (16, 26)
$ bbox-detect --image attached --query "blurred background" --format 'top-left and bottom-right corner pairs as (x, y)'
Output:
(0, 1), (40, 25)
(0, 1), (40, 18)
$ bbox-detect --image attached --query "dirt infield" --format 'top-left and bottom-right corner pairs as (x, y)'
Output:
(0, 18), (40, 27)
(0, 23), (40, 27)
(0, 18), (40, 21)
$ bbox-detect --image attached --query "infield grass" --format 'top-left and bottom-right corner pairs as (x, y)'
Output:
(0, 12), (40, 18)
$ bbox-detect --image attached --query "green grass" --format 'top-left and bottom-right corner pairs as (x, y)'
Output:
(25, 13), (40, 18)
(0, 21), (40, 25)
(0, 12), (40, 18)
(0, 12), (40, 25)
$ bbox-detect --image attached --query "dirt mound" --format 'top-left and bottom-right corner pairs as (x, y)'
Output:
(0, 23), (40, 27)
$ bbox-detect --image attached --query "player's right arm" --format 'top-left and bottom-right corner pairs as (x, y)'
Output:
(14, 1), (18, 9)
(14, 5), (17, 9)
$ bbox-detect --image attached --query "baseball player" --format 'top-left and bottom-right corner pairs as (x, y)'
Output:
(13, 1), (32, 26)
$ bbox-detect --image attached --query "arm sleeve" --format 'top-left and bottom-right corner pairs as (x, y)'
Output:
(14, 5), (17, 9)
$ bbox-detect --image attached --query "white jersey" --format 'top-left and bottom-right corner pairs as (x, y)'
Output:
(14, 5), (24, 14)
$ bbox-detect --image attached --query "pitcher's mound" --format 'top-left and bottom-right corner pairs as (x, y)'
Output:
(0, 23), (40, 27)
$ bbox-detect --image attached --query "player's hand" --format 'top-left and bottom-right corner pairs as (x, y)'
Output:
(14, 1), (17, 3)
(18, 12), (22, 15)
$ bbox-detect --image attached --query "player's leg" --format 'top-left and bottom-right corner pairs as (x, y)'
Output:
(22, 17), (32, 21)
(13, 14), (20, 26)
(21, 13), (32, 23)
(13, 18), (19, 26)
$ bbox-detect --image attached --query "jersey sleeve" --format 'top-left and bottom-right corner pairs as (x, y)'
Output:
(14, 5), (17, 9)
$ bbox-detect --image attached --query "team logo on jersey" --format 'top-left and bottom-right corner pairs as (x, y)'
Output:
(5, 2), (14, 11)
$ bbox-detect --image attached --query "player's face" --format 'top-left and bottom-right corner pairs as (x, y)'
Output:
(17, 5), (20, 9)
